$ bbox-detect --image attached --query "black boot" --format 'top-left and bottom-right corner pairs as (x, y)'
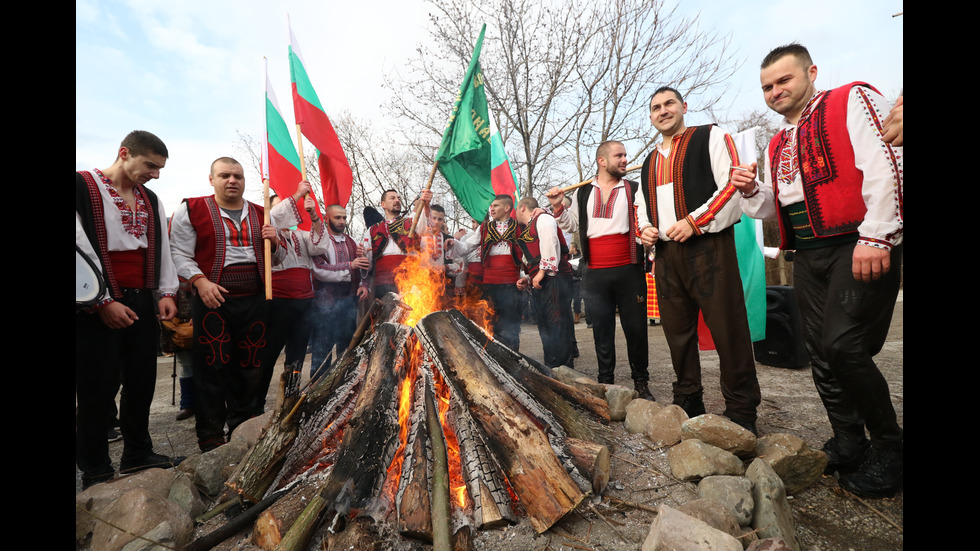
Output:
(674, 393), (706, 418)
(822, 433), (871, 475)
(633, 380), (654, 401)
(838, 446), (903, 498)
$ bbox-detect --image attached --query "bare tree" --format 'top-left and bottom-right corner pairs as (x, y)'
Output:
(385, 0), (742, 199)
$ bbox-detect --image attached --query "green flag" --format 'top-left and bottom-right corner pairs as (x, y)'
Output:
(435, 24), (497, 221)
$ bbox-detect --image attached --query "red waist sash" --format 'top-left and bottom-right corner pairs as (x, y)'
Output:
(482, 254), (519, 284)
(374, 254), (405, 285)
(588, 233), (631, 269)
(272, 267), (314, 299)
(108, 249), (146, 289)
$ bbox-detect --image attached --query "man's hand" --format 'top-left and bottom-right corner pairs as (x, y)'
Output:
(304, 196), (318, 218)
(356, 285), (370, 301)
(98, 301), (139, 329)
(664, 218), (696, 243)
(545, 186), (565, 210)
(261, 223), (277, 241)
(420, 189), (433, 203)
(454, 229), (466, 239)
(852, 244), (891, 283)
(882, 96), (903, 147)
(157, 296), (177, 321)
(640, 226), (659, 247)
(516, 276), (530, 291)
(350, 256), (370, 270)
(532, 270), (546, 290)
(731, 162), (759, 195)
(292, 180), (312, 202)
(194, 278), (228, 309)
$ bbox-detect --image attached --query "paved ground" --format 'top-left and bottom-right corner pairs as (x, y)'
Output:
(76, 290), (903, 550)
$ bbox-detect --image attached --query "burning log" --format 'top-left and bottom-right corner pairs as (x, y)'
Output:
(566, 438), (611, 495)
(416, 310), (587, 533)
(276, 322), (414, 551)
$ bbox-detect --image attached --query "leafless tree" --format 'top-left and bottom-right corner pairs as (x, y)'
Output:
(384, 0), (742, 200)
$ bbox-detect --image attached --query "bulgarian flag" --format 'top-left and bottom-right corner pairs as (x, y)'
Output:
(262, 62), (314, 228)
(435, 24), (518, 220)
(288, 23), (353, 208)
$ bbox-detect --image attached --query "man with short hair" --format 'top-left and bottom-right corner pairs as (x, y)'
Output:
(309, 203), (370, 377)
(634, 86), (761, 433)
(76, 130), (184, 488)
(546, 141), (652, 399)
(514, 197), (575, 368)
(732, 43), (903, 497)
(457, 194), (524, 350)
(359, 189), (433, 298)
(169, 157), (280, 452)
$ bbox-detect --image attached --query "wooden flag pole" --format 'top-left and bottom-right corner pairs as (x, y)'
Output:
(407, 160), (439, 239)
(557, 164), (643, 194)
(263, 178), (273, 300)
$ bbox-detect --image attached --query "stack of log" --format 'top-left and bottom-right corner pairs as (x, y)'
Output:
(190, 294), (612, 551)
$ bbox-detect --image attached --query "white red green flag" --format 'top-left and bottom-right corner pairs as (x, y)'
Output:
(288, 23), (353, 208)
(263, 62), (313, 227)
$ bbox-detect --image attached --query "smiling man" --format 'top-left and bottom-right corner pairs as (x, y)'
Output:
(169, 156), (280, 452)
(732, 43), (904, 498)
(633, 86), (761, 434)
(76, 130), (184, 488)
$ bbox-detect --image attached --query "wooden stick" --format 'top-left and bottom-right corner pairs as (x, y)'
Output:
(602, 496), (659, 514)
(557, 164), (643, 194)
(425, 378), (453, 551)
(408, 161), (439, 239)
(263, 179), (273, 300)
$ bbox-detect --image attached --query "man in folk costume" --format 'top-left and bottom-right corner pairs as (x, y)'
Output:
(76, 130), (185, 489)
(252, 180), (328, 414)
(309, 204), (370, 378)
(169, 157), (280, 452)
(635, 86), (761, 433)
(546, 141), (653, 399)
(732, 44), (903, 497)
(514, 197), (575, 368)
(358, 188), (434, 299)
(421, 204), (465, 299)
(457, 195), (524, 351)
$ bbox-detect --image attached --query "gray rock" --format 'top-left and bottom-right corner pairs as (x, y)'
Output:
(746, 459), (801, 551)
(119, 521), (176, 551)
(755, 433), (828, 494)
(90, 488), (194, 551)
(75, 469), (177, 544)
(676, 498), (741, 537)
(646, 404), (688, 446)
(229, 411), (273, 447)
(168, 471), (205, 518)
(604, 384), (638, 421)
(698, 475), (755, 526)
(193, 439), (249, 496)
(668, 439), (746, 481)
(625, 399), (663, 434)
(642, 504), (742, 551)
(682, 414), (757, 458)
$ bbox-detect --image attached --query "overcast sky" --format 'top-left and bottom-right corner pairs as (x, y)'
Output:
(76, 0), (903, 214)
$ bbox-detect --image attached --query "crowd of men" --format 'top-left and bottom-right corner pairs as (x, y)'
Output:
(76, 43), (903, 499)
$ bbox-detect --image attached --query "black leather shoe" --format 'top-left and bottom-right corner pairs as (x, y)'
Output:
(633, 380), (655, 401)
(822, 434), (871, 475)
(175, 408), (195, 421)
(120, 453), (186, 474)
(838, 447), (903, 498)
(81, 469), (114, 490)
(726, 414), (758, 436)
(674, 393), (706, 417)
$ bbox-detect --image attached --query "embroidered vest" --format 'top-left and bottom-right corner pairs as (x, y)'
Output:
(639, 124), (717, 231)
(369, 216), (417, 259)
(184, 196), (266, 286)
(75, 171), (162, 299)
(768, 82), (875, 249)
(575, 179), (642, 267)
(517, 211), (571, 277)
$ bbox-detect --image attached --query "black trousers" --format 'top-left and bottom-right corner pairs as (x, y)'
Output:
(483, 283), (522, 352)
(191, 293), (269, 448)
(253, 296), (313, 414)
(76, 289), (157, 477)
(309, 291), (358, 378)
(794, 242), (903, 450)
(584, 263), (649, 383)
(655, 228), (760, 419)
(532, 274), (575, 368)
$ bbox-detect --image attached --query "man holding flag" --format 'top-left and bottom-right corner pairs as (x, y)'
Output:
(634, 86), (761, 434)
(358, 189), (434, 299)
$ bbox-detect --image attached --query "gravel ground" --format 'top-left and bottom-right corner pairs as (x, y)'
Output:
(76, 292), (903, 550)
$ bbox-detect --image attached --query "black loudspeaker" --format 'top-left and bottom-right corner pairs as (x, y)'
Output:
(753, 286), (809, 369)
